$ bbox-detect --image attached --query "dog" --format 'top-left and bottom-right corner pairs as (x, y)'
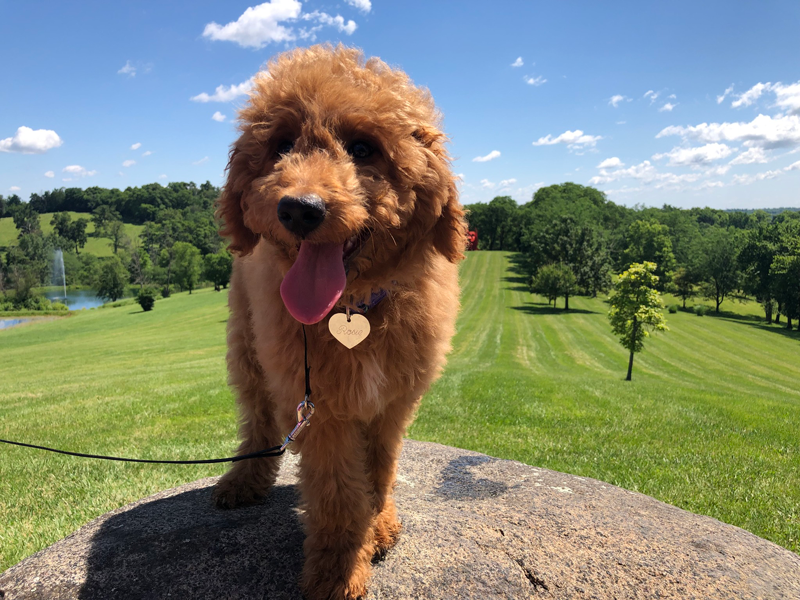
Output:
(213, 45), (465, 600)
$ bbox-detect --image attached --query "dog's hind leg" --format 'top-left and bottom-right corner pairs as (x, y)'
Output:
(366, 399), (416, 561)
(213, 308), (283, 509)
(298, 419), (375, 600)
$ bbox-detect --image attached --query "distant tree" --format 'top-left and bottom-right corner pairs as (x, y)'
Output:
(620, 220), (676, 289)
(105, 220), (127, 254)
(136, 287), (157, 312)
(128, 244), (152, 291)
(530, 262), (577, 309)
(92, 205), (122, 235)
(68, 218), (89, 254)
(465, 196), (519, 250)
(203, 250), (233, 291)
(699, 228), (740, 313)
(771, 254), (800, 330)
(13, 203), (41, 235)
(0, 194), (6, 218)
(96, 256), (129, 302)
(172, 242), (203, 294)
(671, 267), (697, 309)
(608, 262), (668, 381)
(739, 224), (779, 322)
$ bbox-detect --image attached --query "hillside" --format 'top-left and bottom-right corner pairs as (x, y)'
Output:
(0, 252), (798, 570)
(0, 212), (143, 257)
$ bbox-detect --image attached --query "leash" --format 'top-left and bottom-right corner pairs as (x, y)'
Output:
(0, 325), (315, 465)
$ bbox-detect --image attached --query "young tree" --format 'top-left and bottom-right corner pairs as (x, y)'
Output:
(96, 256), (129, 302)
(172, 241), (203, 294)
(608, 262), (668, 381)
(203, 250), (233, 291)
(530, 263), (577, 310)
(699, 227), (740, 313)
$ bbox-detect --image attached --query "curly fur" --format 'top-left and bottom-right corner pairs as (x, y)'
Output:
(213, 45), (466, 600)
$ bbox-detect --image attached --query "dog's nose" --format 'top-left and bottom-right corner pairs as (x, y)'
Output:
(277, 194), (327, 237)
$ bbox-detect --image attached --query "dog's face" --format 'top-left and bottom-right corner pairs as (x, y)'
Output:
(218, 45), (465, 323)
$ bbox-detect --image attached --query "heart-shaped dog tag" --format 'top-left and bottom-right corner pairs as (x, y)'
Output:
(328, 313), (370, 349)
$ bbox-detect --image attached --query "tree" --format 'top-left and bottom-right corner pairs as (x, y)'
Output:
(204, 250), (233, 291)
(739, 224), (779, 322)
(671, 267), (697, 309)
(92, 205), (122, 234)
(68, 218), (89, 254)
(96, 256), (129, 302)
(608, 262), (668, 381)
(620, 220), (676, 288)
(105, 220), (128, 254)
(172, 241), (203, 294)
(699, 228), (740, 313)
(465, 196), (519, 250)
(50, 212), (72, 239)
(13, 203), (41, 235)
(530, 263), (577, 309)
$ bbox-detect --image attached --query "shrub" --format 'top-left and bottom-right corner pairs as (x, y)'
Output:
(694, 305), (709, 317)
(137, 288), (157, 312)
(51, 302), (69, 312)
(668, 304), (679, 314)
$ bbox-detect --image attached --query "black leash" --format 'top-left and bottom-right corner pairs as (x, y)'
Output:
(0, 325), (316, 465)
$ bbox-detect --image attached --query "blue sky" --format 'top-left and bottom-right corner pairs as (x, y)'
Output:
(2, 1), (799, 209)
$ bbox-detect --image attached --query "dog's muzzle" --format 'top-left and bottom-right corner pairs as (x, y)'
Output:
(277, 194), (326, 237)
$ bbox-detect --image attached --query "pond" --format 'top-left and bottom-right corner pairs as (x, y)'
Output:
(45, 290), (107, 311)
(0, 318), (33, 331)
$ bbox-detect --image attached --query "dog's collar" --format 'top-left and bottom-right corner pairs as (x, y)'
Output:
(337, 286), (392, 316)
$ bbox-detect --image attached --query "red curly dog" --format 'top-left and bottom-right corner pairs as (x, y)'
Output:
(214, 45), (465, 600)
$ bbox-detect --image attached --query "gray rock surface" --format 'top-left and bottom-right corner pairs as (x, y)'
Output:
(1, 440), (798, 599)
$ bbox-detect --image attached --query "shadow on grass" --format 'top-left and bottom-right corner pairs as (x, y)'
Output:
(683, 306), (800, 342)
(510, 302), (599, 316)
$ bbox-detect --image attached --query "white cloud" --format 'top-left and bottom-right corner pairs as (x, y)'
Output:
(122, 160), (136, 167)
(499, 178), (517, 187)
(589, 160), (702, 190)
(717, 85), (734, 104)
(729, 147), (769, 165)
(480, 179), (495, 189)
(703, 165), (731, 177)
(697, 181), (725, 190)
(659, 102), (677, 112)
(732, 82), (771, 108)
(511, 57), (523, 67)
(652, 143), (734, 167)
(62, 165), (96, 177)
(302, 11), (357, 35)
(616, 121), (626, 125)
(472, 150), (501, 163)
(524, 75), (546, 86)
(131, 142), (142, 150)
(597, 157), (624, 169)
(44, 171), (54, 178)
(0, 126), (63, 154)
(159, 174), (168, 179)
(532, 129), (602, 150)
(193, 156), (210, 165)
(142, 150), (152, 157)
(644, 90), (660, 103)
(657, 114), (800, 150)
(772, 81), (800, 115)
(609, 95), (630, 108)
(732, 169), (784, 185)
(212, 111), (227, 122)
(191, 77), (255, 103)
(9, 186), (21, 192)
(784, 160), (800, 172)
(118, 60), (137, 77)
(344, 0), (371, 12)
(202, 0), (302, 48)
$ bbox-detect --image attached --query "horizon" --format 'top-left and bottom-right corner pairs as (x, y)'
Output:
(2, 1), (799, 210)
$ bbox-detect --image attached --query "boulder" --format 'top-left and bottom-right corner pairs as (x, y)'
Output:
(1, 440), (798, 599)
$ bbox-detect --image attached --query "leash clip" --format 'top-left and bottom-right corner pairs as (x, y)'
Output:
(280, 397), (315, 451)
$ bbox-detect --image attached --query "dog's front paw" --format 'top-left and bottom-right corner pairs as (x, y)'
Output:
(212, 472), (267, 509)
(302, 545), (372, 600)
(372, 512), (402, 563)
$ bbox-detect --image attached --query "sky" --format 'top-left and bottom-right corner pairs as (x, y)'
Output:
(2, 0), (799, 210)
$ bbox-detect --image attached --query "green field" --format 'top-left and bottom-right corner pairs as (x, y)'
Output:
(1, 251), (798, 570)
(0, 212), (143, 257)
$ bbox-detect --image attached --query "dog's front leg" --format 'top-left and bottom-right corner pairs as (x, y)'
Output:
(298, 418), (374, 600)
(213, 311), (283, 509)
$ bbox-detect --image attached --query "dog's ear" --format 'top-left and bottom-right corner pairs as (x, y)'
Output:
(216, 145), (260, 256)
(433, 177), (467, 264)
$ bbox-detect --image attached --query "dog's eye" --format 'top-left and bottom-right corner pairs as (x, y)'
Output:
(275, 140), (295, 157)
(348, 141), (373, 160)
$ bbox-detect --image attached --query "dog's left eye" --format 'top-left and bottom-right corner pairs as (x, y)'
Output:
(347, 141), (373, 159)
(275, 140), (295, 157)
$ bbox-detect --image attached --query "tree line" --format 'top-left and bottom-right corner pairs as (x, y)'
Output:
(465, 183), (800, 329)
(0, 182), (232, 311)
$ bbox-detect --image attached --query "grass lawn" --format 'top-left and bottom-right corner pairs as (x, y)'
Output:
(1, 251), (798, 571)
(0, 212), (143, 257)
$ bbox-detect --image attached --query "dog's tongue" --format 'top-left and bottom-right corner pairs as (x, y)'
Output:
(280, 242), (346, 324)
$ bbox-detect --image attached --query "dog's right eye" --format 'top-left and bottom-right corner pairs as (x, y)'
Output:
(275, 140), (295, 157)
